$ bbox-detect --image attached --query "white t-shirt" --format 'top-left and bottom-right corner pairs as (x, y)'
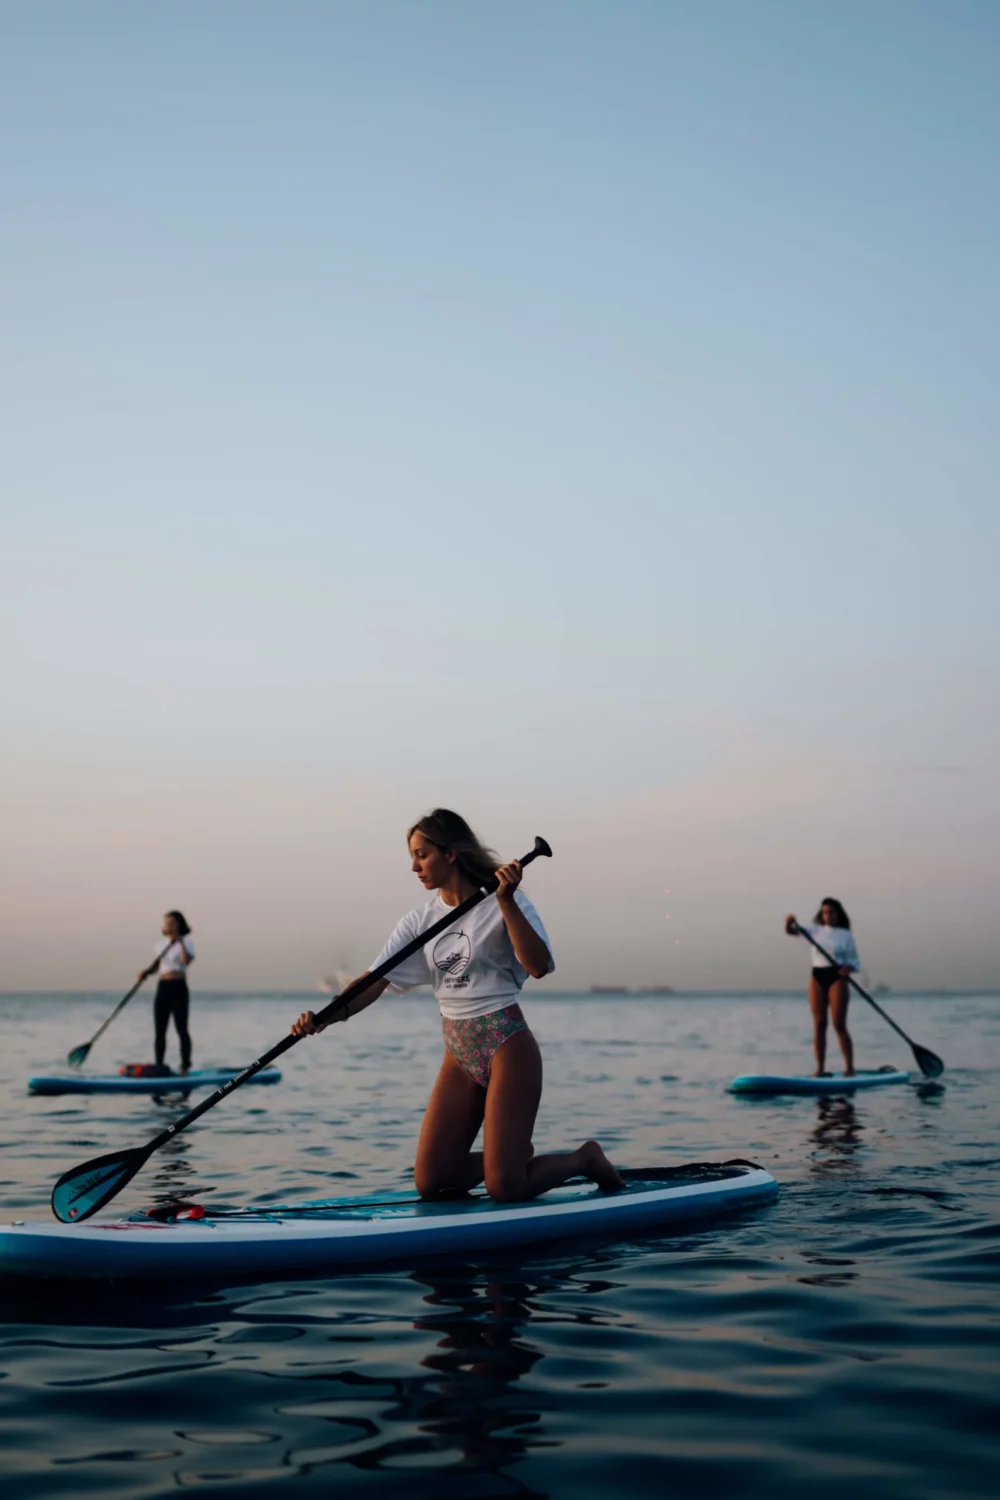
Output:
(802, 924), (859, 971)
(156, 937), (195, 972)
(370, 890), (554, 1021)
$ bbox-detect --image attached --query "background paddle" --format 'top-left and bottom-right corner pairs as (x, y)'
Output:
(52, 836), (552, 1223)
(792, 920), (944, 1078)
(67, 956), (166, 1068)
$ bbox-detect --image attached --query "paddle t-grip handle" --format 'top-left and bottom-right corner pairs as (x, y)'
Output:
(527, 835), (553, 862)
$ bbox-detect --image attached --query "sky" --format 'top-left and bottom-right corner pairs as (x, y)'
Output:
(3, 1), (999, 991)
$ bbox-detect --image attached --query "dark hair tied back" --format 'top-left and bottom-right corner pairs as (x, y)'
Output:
(813, 897), (850, 930)
(166, 909), (192, 937)
(408, 809), (500, 890)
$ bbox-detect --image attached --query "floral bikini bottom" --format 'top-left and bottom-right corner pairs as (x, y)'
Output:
(441, 1004), (529, 1090)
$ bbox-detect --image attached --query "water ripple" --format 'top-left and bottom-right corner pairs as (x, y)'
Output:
(1, 993), (998, 1497)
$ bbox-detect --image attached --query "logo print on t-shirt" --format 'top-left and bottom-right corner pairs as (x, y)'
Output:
(432, 929), (471, 978)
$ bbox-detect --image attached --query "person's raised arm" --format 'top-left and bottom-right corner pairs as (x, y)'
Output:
(495, 863), (552, 979)
(292, 973), (389, 1037)
(784, 914), (800, 936)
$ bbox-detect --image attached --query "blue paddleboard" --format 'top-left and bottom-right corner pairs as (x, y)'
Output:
(28, 1068), (282, 1096)
(0, 1163), (778, 1279)
(729, 1069), (909, 1097)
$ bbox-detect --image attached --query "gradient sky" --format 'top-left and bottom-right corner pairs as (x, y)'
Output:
(3, 2), (999, 991)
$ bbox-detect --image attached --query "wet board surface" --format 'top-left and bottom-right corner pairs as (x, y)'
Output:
(28, 1068), (282, 1095)
(0, 1163), (778, 1279)
(728, 1069), (910, 1096)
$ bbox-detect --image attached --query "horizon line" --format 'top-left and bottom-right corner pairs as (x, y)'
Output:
(2, 988), (997, 1000)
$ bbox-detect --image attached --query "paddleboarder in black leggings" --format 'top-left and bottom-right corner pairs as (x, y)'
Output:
(140, 911), (195, 1073)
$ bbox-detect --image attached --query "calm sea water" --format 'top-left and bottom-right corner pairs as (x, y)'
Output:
(1, 990), (997, 1499)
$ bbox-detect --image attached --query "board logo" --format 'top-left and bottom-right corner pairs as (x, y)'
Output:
(432, 930), (471, 978)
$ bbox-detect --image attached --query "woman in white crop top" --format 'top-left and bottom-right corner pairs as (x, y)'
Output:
(139, 910), (196, 1072)
(292, 808), (623, 1203)
(785, 897), (860, 1076)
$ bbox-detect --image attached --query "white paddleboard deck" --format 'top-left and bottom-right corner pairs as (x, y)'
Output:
(0, 1163), (778, 1279)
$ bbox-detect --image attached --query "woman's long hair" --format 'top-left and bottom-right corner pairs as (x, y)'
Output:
(165, 909), (192, 937)
(408, 809), (499, 889)
(812, 897), (850, 929)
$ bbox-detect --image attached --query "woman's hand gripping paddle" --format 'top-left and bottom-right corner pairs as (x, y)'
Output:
(52, 837), (553, 1223)
(791, 920), (944, 1078)
(66, 965), (160, 1069)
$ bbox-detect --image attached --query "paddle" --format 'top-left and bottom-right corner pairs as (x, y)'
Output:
(51, 836), (553, 1223)
(67, 956), (166, 1069)
(791, 920), (944, 1078)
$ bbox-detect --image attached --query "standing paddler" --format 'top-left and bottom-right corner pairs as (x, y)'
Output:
(140, 910), (196, 1074)
(785, 898), (860, 1077)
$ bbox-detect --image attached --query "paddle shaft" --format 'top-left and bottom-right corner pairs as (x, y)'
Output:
(795, 925), (917, 1046)
(138, 840), (551, 1157)
(81, 976), (148, 1052)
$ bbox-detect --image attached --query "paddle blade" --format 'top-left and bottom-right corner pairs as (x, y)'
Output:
(912, 1043), (945, 1079)
(66, 1043), (90, 1069)
(51, 1146), (150, 1223)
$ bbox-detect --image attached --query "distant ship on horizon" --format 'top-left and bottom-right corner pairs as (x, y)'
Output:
(589, 984), (676, 995)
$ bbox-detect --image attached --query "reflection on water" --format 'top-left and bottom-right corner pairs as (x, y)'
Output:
(0, 993), (998, 1499)
(145, 1135), (200, 1209)
(809, 1096), (862, 1173)
(407, 1271), (548, 1487)
(299, 1269), (556, 1493)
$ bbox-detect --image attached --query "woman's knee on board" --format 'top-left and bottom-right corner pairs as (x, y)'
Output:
(484, 1162), (530, 1203)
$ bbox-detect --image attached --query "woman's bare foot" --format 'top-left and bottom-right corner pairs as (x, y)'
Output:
(580, 1140), (624, 1192)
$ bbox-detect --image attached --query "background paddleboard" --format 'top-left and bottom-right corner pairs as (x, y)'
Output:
(729, 1070), (909, 1097)
(0, 1162), (778, 1279)
(28, 1068), (282, 1096)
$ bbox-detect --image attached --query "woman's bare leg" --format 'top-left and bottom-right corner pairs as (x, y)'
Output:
(830, 981), (854, 1075)
(482, 1030), (623, 1202)
(414, 1053), (486, 1199)
(810, 977), (829, 1075)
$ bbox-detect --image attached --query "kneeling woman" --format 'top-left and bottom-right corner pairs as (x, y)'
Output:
(292, 809), (622, 1203)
